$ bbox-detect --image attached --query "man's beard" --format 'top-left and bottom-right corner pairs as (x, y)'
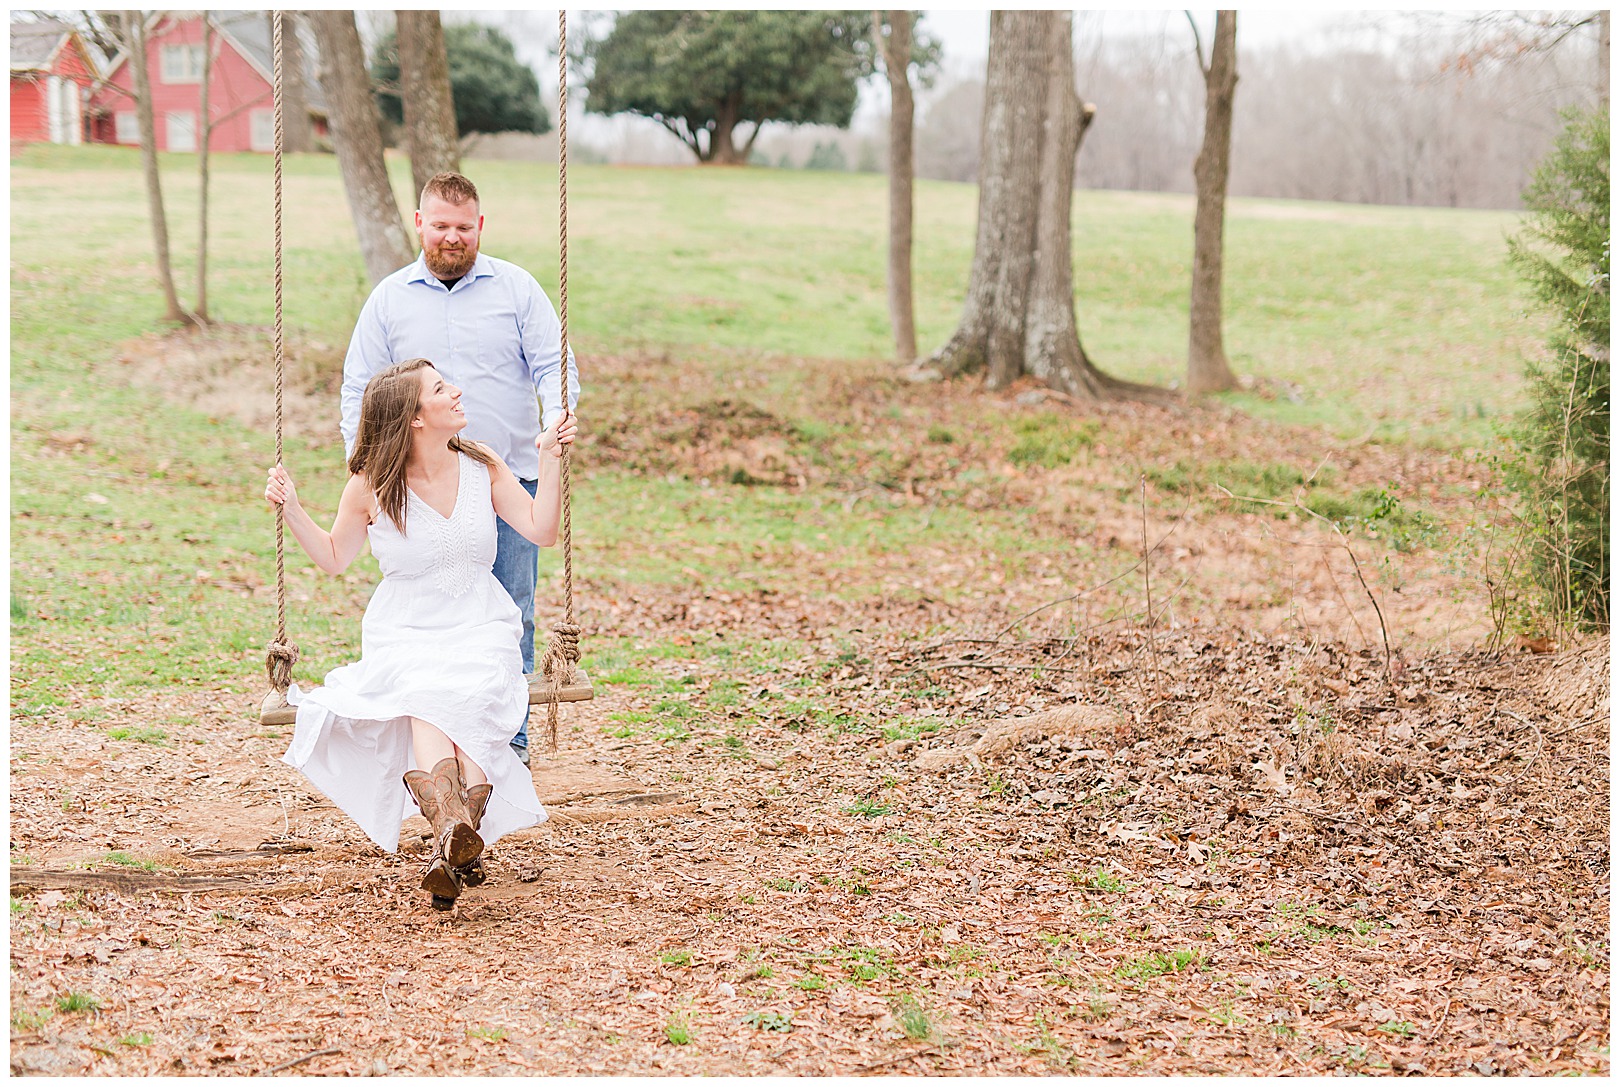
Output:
(424, 241), (477, 279)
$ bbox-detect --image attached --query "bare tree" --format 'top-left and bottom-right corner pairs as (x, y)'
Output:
(1450, 10), (1607, 68)
(126, 10), (195, 325)
(1186, 10), (1238, 395)
(1073, 28), (1201, 194)
(1600, 10), (1610, 105)
(75, 9), (130, 65)
(1438, 10), (1609, 110)
(308, 9), (412, 285)
(924, 11), (1169, 402)
(396, 10), (460, 201)
(918, 12), (1591, 212)
(875, 10), (916, 365)
(274, 12), (314, 154)
(195, 10), (213, 323)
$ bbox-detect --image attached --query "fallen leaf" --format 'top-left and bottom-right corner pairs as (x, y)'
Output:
(1254, 757), (1292, 795)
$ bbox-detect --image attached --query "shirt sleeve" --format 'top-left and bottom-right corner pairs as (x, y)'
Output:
(340, 285), (393, 458)
(517, 269), (581, 431)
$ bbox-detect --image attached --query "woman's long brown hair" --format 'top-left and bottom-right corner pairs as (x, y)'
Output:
(346, 359), (495, 533)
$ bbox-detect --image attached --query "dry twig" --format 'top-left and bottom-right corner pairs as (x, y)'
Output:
(259, 1047), (340, 1076)
(1140, 477), (1161, 679)
(1215, 485), (1395, 681)
(852, 1045), (943, 1074)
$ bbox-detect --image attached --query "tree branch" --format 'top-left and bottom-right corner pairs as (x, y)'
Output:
(990, 498), (1189, 641)
(655, 115), (701, 158)
(1185, 10), (1210, 75)
(1214, 484), (1395, 681)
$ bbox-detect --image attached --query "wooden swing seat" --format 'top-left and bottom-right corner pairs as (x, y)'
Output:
(259, 669), (594, 727)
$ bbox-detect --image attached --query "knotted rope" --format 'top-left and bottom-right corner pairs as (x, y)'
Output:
(538, 8), (581, 749)
(265, 11), (300, 692)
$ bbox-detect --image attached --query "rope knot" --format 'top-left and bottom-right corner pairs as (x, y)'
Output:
(542, 623), (582, 677)
(539, 622), (583, 753)
(265, 640), (300, 692)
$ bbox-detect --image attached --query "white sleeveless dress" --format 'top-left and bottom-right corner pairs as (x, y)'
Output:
(282, 450), (546, 853)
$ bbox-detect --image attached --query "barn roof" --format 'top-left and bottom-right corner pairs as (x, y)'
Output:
(210, 11), (327, 113)
(10, 18), (77, 73)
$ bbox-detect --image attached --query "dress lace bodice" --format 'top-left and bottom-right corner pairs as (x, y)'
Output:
(367, 451), (497, 599)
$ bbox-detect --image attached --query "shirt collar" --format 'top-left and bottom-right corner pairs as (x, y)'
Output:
(406, 252), (496, 289)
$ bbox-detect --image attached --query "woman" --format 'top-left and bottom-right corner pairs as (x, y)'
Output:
(263, 358), (575, 910)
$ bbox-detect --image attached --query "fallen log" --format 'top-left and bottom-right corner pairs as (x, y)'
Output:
(10, 866), (253, 895)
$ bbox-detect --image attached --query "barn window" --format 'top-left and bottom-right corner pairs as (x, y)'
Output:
(250, 109), (274, 152)
(115, 111), (138, 144)
(166, 111), (197, 152)
(159, 43), (204, 84)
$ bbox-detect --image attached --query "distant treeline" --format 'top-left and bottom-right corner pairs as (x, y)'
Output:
(920, 21), (1600, 210)
(546, 15), (1599, 211)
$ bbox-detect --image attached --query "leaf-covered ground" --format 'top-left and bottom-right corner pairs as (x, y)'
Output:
(7, 618), (1609, 1075)
(9, 334), (1610, 1075)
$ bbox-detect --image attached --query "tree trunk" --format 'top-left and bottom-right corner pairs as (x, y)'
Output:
(195, 10), (212, 323)
(274, 12), (314, 154)
(1023, 12), (1110, 397)
(1187, 10), (1239, 395)
(128, 10), (193, 325)
(309, 9), (412, 285)
(925, 11), (1168, 403)
(397, 10), (461, 201)
(928, 11), (1042, 381)
(1599, 9), (1610, 106)
(710, 94), (745, 164)
(983, 14), (1051, 389)
(876, 10), (917, 365)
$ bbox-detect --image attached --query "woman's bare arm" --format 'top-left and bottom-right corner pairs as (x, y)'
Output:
(265, 467), (373, 574)
(486, 414), (574, 546)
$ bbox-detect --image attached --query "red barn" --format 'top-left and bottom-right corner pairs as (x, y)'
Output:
(10, 18), (101, 145)
(88, 11), (325, 153)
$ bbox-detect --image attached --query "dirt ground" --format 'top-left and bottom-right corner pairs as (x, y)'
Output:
(8, 619), (1610, 1076)
(9, 331), (1611, 1075)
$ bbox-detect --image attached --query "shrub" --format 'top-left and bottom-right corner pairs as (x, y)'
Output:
(1505, 105), (1609, 629)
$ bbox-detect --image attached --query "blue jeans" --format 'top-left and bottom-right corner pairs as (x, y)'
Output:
(492, 477), (538, 749)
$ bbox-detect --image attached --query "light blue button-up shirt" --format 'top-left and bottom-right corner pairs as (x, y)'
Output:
(340, 252), (581, 480)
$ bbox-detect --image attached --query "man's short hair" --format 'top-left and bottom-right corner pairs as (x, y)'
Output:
(421, 172), (479, 210)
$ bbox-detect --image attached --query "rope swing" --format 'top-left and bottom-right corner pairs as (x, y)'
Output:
(530, 9), (592, 747)
(259, 10), (592, 732)
(260, 12), (299, 725)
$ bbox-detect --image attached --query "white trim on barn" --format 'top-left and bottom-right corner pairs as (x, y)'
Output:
(45, 75), (83, 144)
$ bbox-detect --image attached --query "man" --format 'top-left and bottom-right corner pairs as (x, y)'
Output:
(340, 172), (580, 767)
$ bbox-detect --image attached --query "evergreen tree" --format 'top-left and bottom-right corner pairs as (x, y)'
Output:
(1505, 105), (1609, 628)
(373, 23), (550, 137)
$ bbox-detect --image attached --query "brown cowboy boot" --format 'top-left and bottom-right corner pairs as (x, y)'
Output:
(404, 757), (484, 872)
(403, 770), (465, 907)
(455, 783), (493, 887)
(429, 757), (485, 868)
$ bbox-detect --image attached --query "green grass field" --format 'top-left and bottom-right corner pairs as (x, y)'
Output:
(12, 143), (1540, 442)
(10, 144), (1541, 715)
